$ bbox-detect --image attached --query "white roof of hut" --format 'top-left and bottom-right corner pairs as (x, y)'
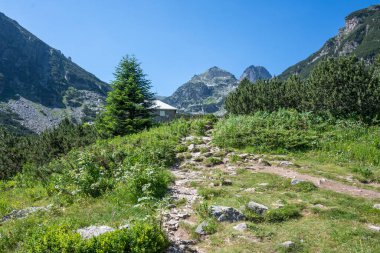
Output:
(152, 100), (177, 110)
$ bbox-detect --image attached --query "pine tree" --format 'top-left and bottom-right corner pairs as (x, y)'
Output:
(96, 55), (155, 137)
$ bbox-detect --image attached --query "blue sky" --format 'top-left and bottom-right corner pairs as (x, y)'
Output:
(0, 1), (379, 95)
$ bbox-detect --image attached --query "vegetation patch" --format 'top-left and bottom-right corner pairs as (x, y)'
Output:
(264, 205), (302, 223)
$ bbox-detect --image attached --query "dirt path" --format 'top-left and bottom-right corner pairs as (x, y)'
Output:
(164, 135), (213, 253)
(255, 165), (380, 199)
(164, 130), (380, 252)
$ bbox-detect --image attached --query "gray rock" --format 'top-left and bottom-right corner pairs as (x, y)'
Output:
(243, 188), (256, 193)
(281, 241), (295, 248)
(221, 179), (232, 186)
(279, 161), (293, 166)
(119, 224), (130, 229)
(77, 225), (115, 239)
(291, 179), (304, 185)
(233, 222), (248, 232)
(368, 225), (380, 232)
(373, 204), (380, 210)
(258, 183), (269, 186)
(195, 221), (209, 235)
(247, 201), (268, 215)
(258, 159), (271, 166)
(0, 205), (52, 223)
(188, 144), (195, 151)
(210, 205), (245, 222)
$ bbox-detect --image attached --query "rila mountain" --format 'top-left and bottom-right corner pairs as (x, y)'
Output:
(280, 5), (380, 79)
(0, 12), (109, 134)
(2, 4), (380, 253)
(164, 65), (271, 115)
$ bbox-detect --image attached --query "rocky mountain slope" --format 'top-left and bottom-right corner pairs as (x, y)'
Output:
(164, 66), (271, 114)
(240, 65), (272, 82)
(280, 5), (380, 79)
(0, 12), (109, 133)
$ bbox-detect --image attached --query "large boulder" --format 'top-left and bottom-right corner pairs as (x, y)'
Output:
(77, 225), (115, 239)
(210, 205), (245, 222)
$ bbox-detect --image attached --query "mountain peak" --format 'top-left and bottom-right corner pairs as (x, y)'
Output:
(240, 65), (272, 82)
(280, 4), (380, 79)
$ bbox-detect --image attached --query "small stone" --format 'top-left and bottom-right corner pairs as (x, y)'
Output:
(167, 204), (176, 209)
(233, 222), (248, 232)
(119, 224), (130, 229)
(312, 204), (325, 209)
(238, 154), (248, 159)
(258, 159), (271, 166)
(291, 179), (304, 185)
(258, 183), (268, 186)
(188, 144), (195, 151)
(273, 203), (285, 209)
(244, 188), (256, 193)
(281, 241), (295, 248)
(195, 221), (208, 235)
(177, 212), (190, 219)
(318, 178), (327, 185)
(203, 152), (213, 157)
(373, 204), (380, 210)
(279, 161), (293, 166)
(247, 201), (268, 215)
(222, 179), (232, 186)
(368, 224), (380, 232)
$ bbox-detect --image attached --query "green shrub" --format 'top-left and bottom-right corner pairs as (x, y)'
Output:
(24, 224), (82, 253)
(244, 209), (264, 222)
(264, 205), (301, 222)
(126, 165), (172, 202)
(213, 110), (322, 152)
(198, 187), (227, 200)
(204, 157), (223, 167)
(24, 223), (169, 253)
(201, 218), (218, 235)
(291, 181), (318, 192)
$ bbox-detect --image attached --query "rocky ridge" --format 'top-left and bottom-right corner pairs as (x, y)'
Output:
(164, 66), (271, 115)
(0, 12), (109, 133)
(280, 5), (380, 79)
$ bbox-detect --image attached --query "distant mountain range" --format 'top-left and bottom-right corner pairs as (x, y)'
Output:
(0, 12), (109, 133)
(2, 4), (380, 132)
(280, 5), (380, 79)
(164, 65), (271, 114)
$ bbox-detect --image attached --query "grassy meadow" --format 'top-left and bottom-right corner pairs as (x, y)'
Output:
(0, 112), (379, 252)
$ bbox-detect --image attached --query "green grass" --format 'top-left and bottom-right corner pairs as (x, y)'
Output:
(189, 168), (380, 253)
(213, 111), (380, 183)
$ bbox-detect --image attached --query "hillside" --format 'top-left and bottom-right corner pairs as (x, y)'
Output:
(164, 66), (271, 115)
(0, 12), (109, 133)
(1, 115), (380, 252)
(280, 5), (380, 79)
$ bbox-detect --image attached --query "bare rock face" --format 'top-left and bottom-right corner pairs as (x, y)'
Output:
(280, 5), (380, 79)
(0, 11), (109, 133)
(239, 65), (272, 83)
